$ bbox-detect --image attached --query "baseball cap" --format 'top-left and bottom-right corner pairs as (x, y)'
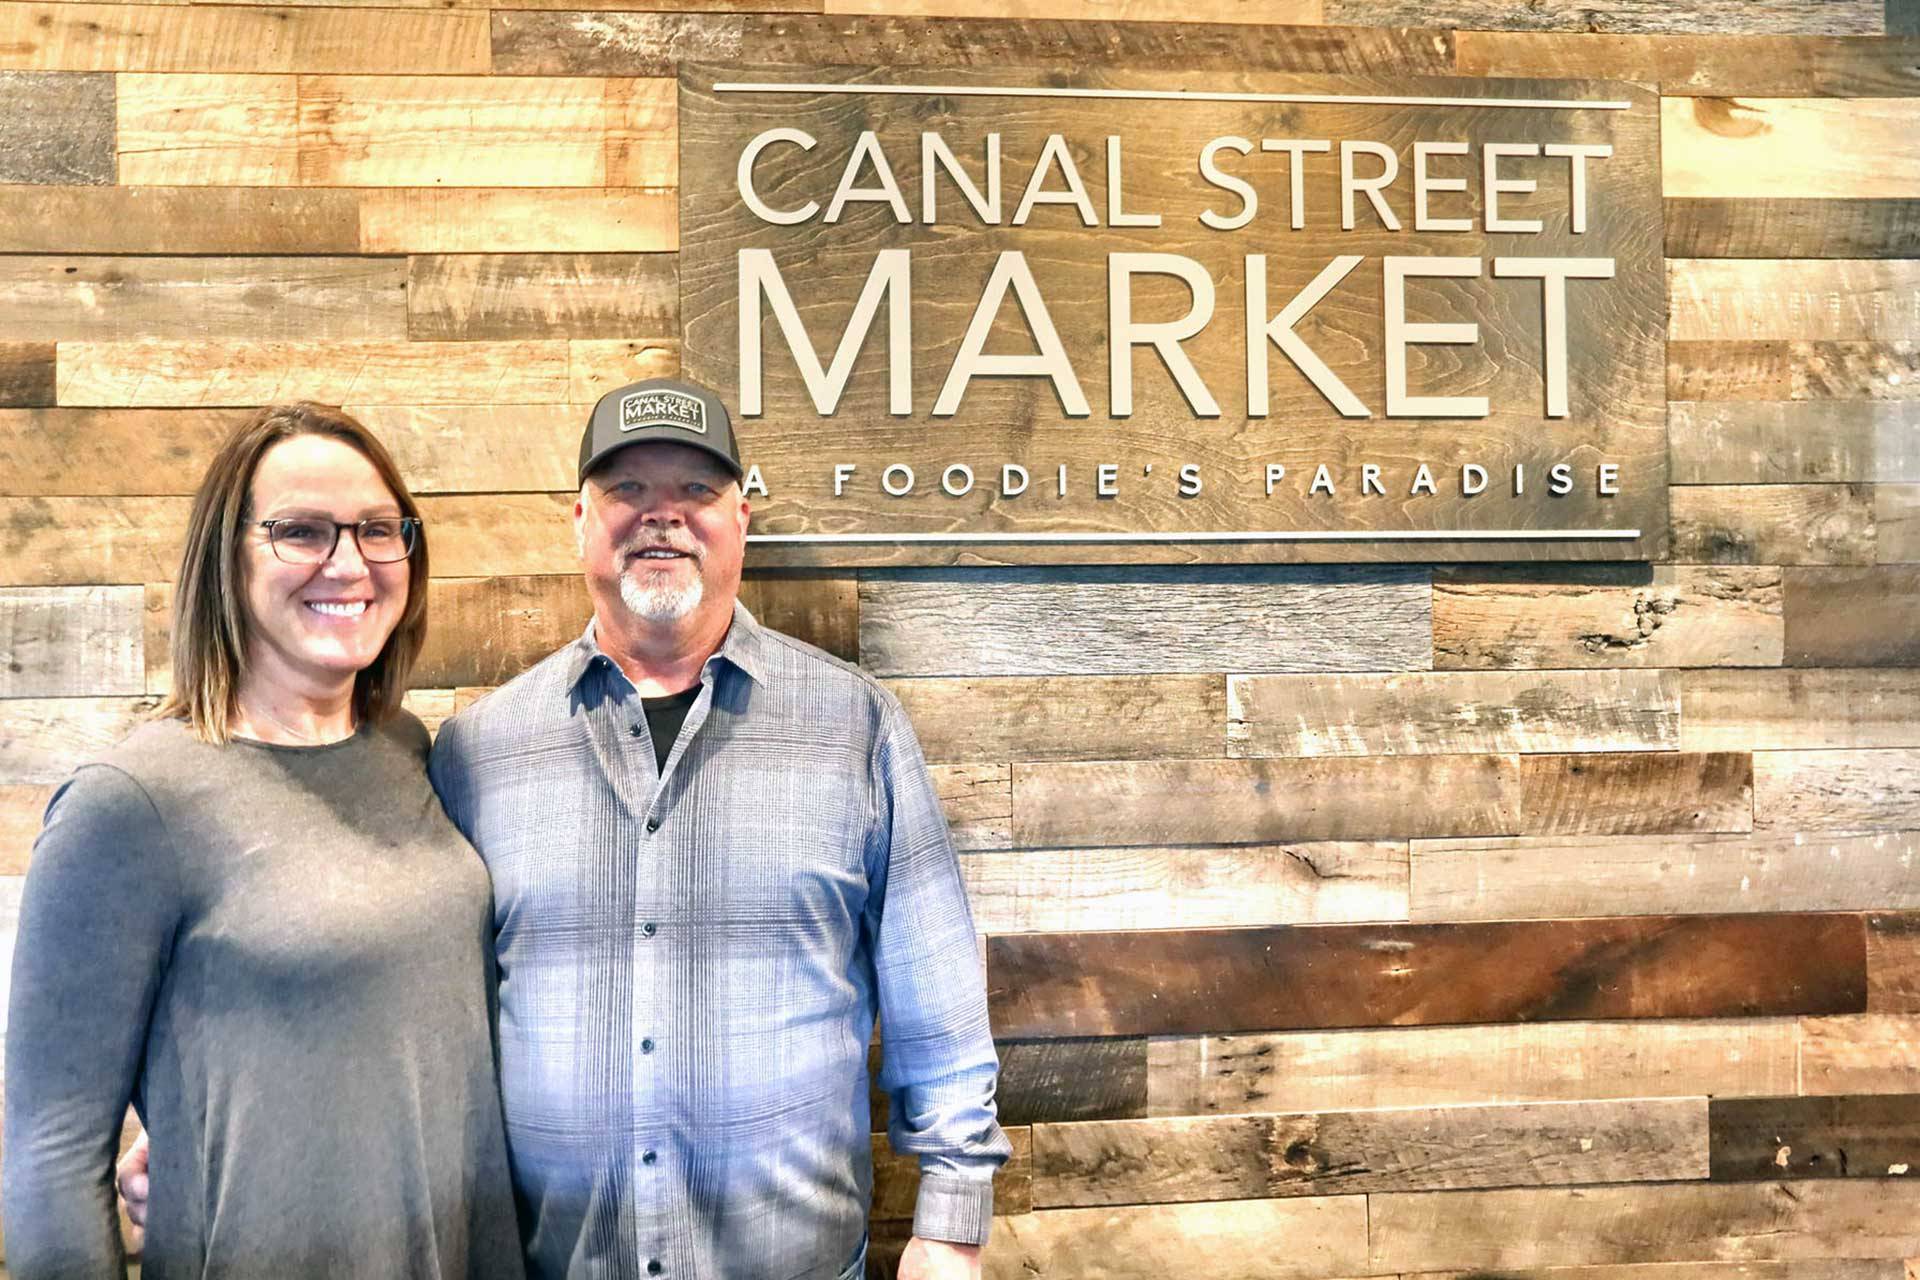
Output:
(579, 377), (744, 484)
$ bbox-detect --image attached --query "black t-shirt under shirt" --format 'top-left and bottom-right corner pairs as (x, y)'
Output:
(641, 685), (701, 773)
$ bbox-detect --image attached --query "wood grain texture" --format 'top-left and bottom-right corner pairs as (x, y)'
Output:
(1682, 668), (1920, 750)
(0, 345), (58, 409)
(1669, 341), (1920, 400)
(1669, 402), (1920, 484)
(1433, 565), (1784, 669)
(0, 257), (407, 343)
(1802, 1014), (1920, 1095)
(0, 4), (488, 73)
(1669, 260), (1920, 341)
(934, 762), (1009, 851)
(1411, 1265), (1899, 1280)
(886, 675), (1226, 764)
(1879, 483), (1920, 562)
(1870, 913), (1920, 1013)
(0, 187), (360, 254)
(1754, 749), (1920, 831)
(0, 696), (158, 785)
(411, 494), (574, 578)
(859, 568), (1430, 677)
(1784, 566), (1920, 665)
(1411, 831), (1920, 922)
(1669, 484), (1876, 565)
(1458, 32), (1920, 96)
(960, 842), (1409, 934)
(821, 0), (1320, 20)
(1226, 670), (1678, 757)
(736, 574), (860, 662)
(986, 914), (1867, 1039)
(0, 586), (143, 698)
(407, 254), (677, 342)
(1368, 1181), (1920, 1270)
(565, 339), (680, 405)
(1327, 0), (1882, 33)
(0, 496), (191, 586)
(996, 1038), (1148, 1125)
(1033, 1097), (1707, 1206)
(358, 189), (677, 254)
(116, 72), (298, 186)
(980, 1197), (1368, 1280)
(1666, 198), (1920, 258)
(1522, 750), (1756, 835)
(870, 1127), (1032, 1222)
(1146, 1019), (1800, 1116)
(490, 11), (1452, 77)
(0, 784), (56, 874)
(0, 71), (113, 184)
(1710, 1093), (1920, 1181)
(1665, 98), (1920, 199)
(339, 405), (579, 495)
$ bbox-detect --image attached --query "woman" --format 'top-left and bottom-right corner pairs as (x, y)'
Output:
(3, 405), (524, 1279)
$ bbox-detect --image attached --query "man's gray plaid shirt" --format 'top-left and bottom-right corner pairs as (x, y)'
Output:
(428, 603), (1011, 1280)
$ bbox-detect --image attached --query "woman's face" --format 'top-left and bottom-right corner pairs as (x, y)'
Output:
(239, 435), (411, 703)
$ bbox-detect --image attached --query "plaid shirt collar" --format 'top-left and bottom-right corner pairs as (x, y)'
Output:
(561, 597), (769, 692)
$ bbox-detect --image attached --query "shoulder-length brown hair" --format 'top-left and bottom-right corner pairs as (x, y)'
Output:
(157, 403), (430, 743)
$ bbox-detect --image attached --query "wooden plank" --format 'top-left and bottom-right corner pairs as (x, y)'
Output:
(979, 1197), (1368, 1280)
(986, 914), (1867, 1040)
(414, 494), (574, 579)
(0, 496), (190, 586)
(0, 71), (113, 184)
(1754, 749), (1920, 831)
(1146, 1019), (1800, 1116)
(1227, 670), (1678, 757)
(0, 586), (143, 698)
(344, 405), (578, 495)
(1434, 565), (1784, 670)
(1784, 566), (1920, 665)
(1327, 0), (1881, 33)
(822, 0), (1321, 20)
(116, 72), (298, 186)
(935, 762), (1008, 851)
(406, 254), (677, 342)
(298, 76), (673, 188)
(401, 688), (457, 737)
(1033, 1097), (1708, 1207)
(1870, 914), (1920, 1013)
(1411, 831), (1920, 922)
(0, 4), (489, 73)
(55, 341), (574, 407)
(1879, 484), (1920, 562)
(567, 338), (680, 404)
(871, 1127), (1033, 1222)
(0, 186), (361, 254)
(1527, 751), (1755, 835)
(1368, 1181), (1920, 1270)
(1670, 484), (1876, 565)
(0, 696), (158, 785)
(0, 345), (57, 409)
(1669, 402), (1920, 484)
(887, 675), (1226, 764)
(996, 1038), (1148, 1125)
(1670, 260), (1920, 341)
(1460, 32), (1920, 96)
(413, 576), (591, 689)
(1711, 1094), (1920, 1181)
(0, 409), (248, 498)
(1665, 98), (1920, 199)
(491, 12), (1452, 77)
(1802, 1014), (1920, 1095)
(1416, 1265), (1901, 1280)
(1669, 340), (1920, 400)
(860, 567), (1430, 677)
(358, 189), (677, 254)
(0, 785), (56, 875)
(1666, 198), (1920, 258)
(1682, 669), (1920, 750)
(0, 257), (406, 343)
(737, 574), (859, 662)
(960, 843), (1409, 934)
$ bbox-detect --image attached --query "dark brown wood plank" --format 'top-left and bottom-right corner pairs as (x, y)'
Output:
(889, 675), (1226, 764)
(0, 344), (56, 408)
(1784, 566), (1920, 665)
(986, 914), (1868, 1040)
(1328, 0), (1881, 32)
(737, 572), (860, 663)
(1870, 913), (1920, 1013)
(995, 1038), (1149, 1125)
(407, 253), (678, 341)
(491, 12), (1454, 77)
(1710, 1094), (1920, 1181)
(1667, 198), (1920, 258)
(871, 1127), (1032, 1222)
(1670, 341), (1920, 400)
(0, 71), (113, 185)
(1517, 751), (1753, 836)
(1459, 32), (1920, 95)
(1670, 402), (1920, 484)
(0, 187), (361, 255)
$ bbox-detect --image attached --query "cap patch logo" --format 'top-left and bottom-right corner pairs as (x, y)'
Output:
(620, 389), (707, 434)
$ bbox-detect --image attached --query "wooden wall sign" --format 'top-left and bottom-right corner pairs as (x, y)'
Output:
(679, 66), (1667, 565)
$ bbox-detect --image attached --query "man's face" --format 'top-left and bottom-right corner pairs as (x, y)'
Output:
(574, 442), (750, 633)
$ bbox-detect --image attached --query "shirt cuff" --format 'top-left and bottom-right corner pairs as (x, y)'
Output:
(911, 1173), (995, 1246)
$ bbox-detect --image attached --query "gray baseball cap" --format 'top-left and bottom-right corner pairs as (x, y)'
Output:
(579, 377), (744, 484)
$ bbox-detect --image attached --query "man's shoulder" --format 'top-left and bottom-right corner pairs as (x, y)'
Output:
(750, 623), (899, 713)
(433, 642), (581, 749)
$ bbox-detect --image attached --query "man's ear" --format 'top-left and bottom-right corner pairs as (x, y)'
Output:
(737, 494), (751, 537)
(573, 489), (589, 558)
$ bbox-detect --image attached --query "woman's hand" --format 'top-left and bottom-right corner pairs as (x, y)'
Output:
(117, 1127), (150, 1251)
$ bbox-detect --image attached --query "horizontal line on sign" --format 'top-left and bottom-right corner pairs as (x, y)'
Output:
(713, 82), (1634, 111)
(747, 530), (1643, 544)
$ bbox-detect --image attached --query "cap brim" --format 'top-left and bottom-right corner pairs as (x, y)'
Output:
(579, 428), (744, 484)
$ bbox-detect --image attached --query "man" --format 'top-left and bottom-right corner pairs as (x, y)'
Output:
(432, 377), (1009, 1280)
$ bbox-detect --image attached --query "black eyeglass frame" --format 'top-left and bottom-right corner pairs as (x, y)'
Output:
(254, 517), (423, 565)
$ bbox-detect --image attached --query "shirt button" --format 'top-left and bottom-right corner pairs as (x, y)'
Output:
(647, 1262), (663, 1277)
(629, 725), (644, 738)
(641, 1037), (655, 1054)
(642, 921), (657, 938)
(642, 1149), (657, 1166)
(645, 817), (660, 833)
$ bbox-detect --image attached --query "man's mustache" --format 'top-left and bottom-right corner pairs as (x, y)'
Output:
(621, 534), (704, 562)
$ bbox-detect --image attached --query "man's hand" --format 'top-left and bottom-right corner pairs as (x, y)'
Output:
(116, 1128), (150, 1252)
(897, 1236), (981, 1280)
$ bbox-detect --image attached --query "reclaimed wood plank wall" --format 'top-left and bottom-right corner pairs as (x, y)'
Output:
(1, 0), (1918, 1274)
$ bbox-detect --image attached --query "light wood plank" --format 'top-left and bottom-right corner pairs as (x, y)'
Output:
(55, 341), (574, 407)
(0, 409), (247, 497)
(0, 696), (158, 785)
(1411, 831), (1920, 921)
(1665, 98), (1920, 199)
(1033, 1097), (1707, 1207)
(886, 675), (1227, 764)
(1416, 1264), (1900, 1280)
(860, 567), (1430, 678)
(1669, 402), (1920, 484)
(0, 257), (406, 343)
(0, 4), (488, 73)
(822, 0), (1321, 20)
(1784, 566), (1920, 665)
(1328, 0), (1881, 33)
(0, 586), (143, 698)
(342, 405), (577, 495)
(1666, 198), (1920, 258)
(1754, 749), (1920, 831)
(568, 338), (679, 403)
(406, 253), (676, 342)
(1669, 340), (1920, 400)
(1227, 670), (1678, 757)
(0, 186), (360, 254)
(413, 494), (574, 579)
(0, 785), (55, 874)
(0, 496), (191, 586)
(0, 71), (113, 185)
(116, 72), (298, 186)
(1433, 566), (1784, 670)
(1460, 32), (1920, 95)
(1682, 669), (1920, 750)
(935, 762), (1008, 851)
(960, 843), (1408, 934)
(358, 189), (677, 254)
(1668, 484), (1876, 565)
(1369, 1181), (1920, 1269)
(400, 687), (457, 737)
(1803, 1014), (1920, 1094)
(1880, 484), (1920, 562)
(980, 1198), (1368, 1280)
(1146, 1019), (1800, 1116)
(1669, 260), (1920, 340)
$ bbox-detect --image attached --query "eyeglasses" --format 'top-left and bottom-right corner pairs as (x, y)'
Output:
(256, 517), (421, 565)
